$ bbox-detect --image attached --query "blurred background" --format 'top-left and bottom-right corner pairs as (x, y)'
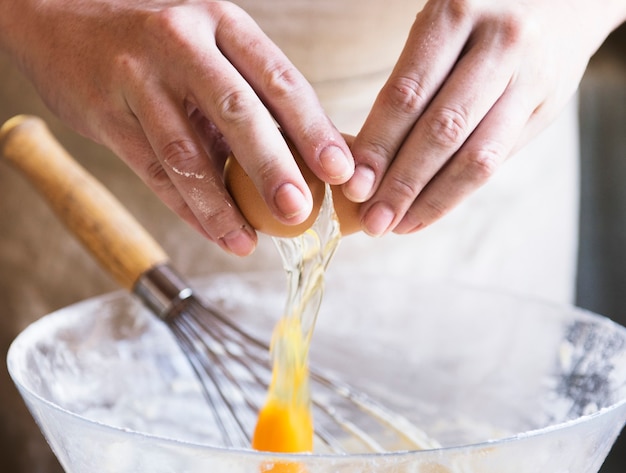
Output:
(0, 22), (625, 473)
(576, 24), (626, 473)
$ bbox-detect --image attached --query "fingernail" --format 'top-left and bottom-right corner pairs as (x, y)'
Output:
(344, 164), (376, 202)
(274, 182), (311, 221)
(218, 225), (257, 256)
(362, 202), (396, 237)
(319, 145), (353, 180)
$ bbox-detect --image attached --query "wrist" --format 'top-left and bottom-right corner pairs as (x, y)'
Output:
(588, 1), (626, 54)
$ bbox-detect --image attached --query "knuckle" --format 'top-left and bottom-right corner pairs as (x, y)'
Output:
(254, 157), (284, 196)
(495, 10), (540, 50)
(111, 52), (139, 82)
(497, 14), (525, 48)
(212, 0), (245, 26)
(255, 158), (276, 182)
(198, 197), (228, 224)
(161, 138), (203, 172)
(146, 7), (192, 46)
(362, 137), (395, 164)
(422, 195), (448, 221)
(149, 7), (179, 31)
(381, 75), (429, 116)
(145, 160), (174, 192)
(461, 146), (501, 182)
(263, 62), (304, 100)
(215, 87), (255, 126)
(388, 172), (422, 202)
(444, 0), (473, 24)
(184, 173), (233, 226)
(424, 106), (469, 148)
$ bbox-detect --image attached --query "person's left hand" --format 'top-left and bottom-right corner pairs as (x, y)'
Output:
(344, 0), (626, 236)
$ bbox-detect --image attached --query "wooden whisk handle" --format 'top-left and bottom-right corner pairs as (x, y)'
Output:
(0, 115), (169, 291)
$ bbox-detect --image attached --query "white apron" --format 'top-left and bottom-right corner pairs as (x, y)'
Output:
(236, 0), (580, 304)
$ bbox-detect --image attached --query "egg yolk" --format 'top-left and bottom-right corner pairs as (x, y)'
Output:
(252, 317), (314, 453)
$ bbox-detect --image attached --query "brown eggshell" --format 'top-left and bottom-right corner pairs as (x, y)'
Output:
(224, 140), (324, 237)
(330, 185), (361, 236)
(330, 134), (361, 236)
(224, 134), (361, 237)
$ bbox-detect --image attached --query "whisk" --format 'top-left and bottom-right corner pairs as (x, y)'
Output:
(0, 115), (440, 454)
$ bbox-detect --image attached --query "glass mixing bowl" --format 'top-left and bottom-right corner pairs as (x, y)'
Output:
(7, 271), (626, 472)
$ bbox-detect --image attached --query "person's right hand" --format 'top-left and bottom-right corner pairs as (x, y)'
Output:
(0, 0), (354, 256)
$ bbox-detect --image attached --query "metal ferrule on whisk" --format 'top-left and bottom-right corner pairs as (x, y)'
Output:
(134, 263), (194, 321)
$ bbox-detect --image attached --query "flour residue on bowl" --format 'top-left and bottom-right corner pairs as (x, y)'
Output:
(17, 296), (225, 445)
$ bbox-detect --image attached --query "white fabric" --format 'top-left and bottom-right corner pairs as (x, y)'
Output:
(236, 0), (580, 304)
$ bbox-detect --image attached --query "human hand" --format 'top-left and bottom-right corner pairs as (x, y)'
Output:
(344, 0), (626, 236)
(0, 0), (353, 255)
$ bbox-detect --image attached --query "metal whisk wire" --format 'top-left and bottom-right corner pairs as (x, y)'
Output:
(170, 306), (265, 447)
(135, 264), (441, 454)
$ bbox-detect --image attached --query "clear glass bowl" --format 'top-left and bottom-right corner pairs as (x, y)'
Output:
(7, 271), (626, 472)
